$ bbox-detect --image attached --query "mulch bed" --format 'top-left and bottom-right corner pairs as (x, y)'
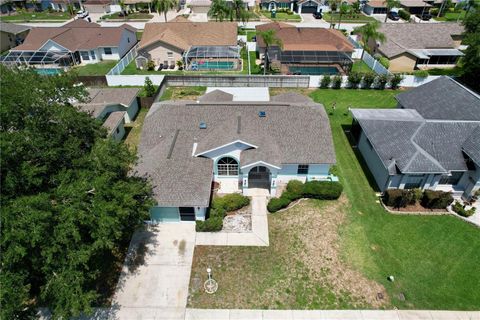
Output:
(384, 201), (448, 214)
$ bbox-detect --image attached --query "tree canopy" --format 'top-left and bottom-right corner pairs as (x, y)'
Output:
(0, 66), (154, 319)
(460, 10), (480, 92)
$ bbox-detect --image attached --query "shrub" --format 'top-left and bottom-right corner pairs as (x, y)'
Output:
(390, 73), (404, 89)
(320, 75), (331, 88)
(212, 193), (250, 212)
(332, 75), (343, 89)
(383, 189), (408, 208)
(267, 197), (291, 213)
(143, 77), (156, 97)
(429, 8), (439, 15)
(398, 9), (410, 21)
(452, 201), (476, 217)
(285, 180), (304, 200)
(375, 74), (389, 90)
(421, 190), (454, 209)
(195, 216), (223, 232)
(362, 72), (376, 89)
(378, 56), (390, 69)
(413, 70), (429, 78)
(347, 71), (362, 89)
(302, 181), (343, 200)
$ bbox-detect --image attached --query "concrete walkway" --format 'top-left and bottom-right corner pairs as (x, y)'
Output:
(195, 188), (269, 246)
(112, 223), (196, 319)
(185, 309), (480, 320)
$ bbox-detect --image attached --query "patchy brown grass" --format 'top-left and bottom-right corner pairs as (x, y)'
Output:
(188, 197), (389, 309)
(124, 108), (148, 151)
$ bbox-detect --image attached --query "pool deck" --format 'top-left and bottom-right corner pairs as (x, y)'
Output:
(281, 63), (345, 75)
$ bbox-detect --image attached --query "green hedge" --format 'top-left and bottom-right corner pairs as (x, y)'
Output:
(384, 189), (452, 209)
(212, 193), (250, 212)
(452, 201), (476, 217)
(195, 216), (223, 232)
(398, 9), (410, 21)
(267, 180), (343, 212)
(421, 190), (454, 209)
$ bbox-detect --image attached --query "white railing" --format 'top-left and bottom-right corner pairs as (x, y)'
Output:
(107, 43), (139, 76)
(362, 50), (391, 75)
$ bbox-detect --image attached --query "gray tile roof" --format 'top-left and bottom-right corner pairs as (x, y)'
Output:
(396, 77), (480, 121)
(77, 87), (140, 118)
(377, 23), (464, 58)
(462, 127), (480, 166)
(136, 93), (335, 207)
(0, 22), (30, 35)
(198, 89), (233, 102)
(103, 111), (125, 135)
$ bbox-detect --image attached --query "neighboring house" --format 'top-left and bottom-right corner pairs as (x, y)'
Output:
(2, 20), (136, 67)
(256, 22), (354, 74)
(75, 87), (140, 141)
(187, 0), (253, 14)
(136, 91), (336, 222)
(260, 0), (328, 13)
(48, 0), (83, 11)
(351, 77), (480, 200)
(369, 23), (464, 72)
(399, 0), (432, 14)
(0, 22), (30, 52)
(82, 0), (114, 13)
(362, 0), (387, 14)
(135, 21), (240, 71)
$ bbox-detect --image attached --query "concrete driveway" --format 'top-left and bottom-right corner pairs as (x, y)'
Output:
(113, 223), (196, 319)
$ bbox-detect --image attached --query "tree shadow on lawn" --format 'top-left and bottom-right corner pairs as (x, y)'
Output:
(341, 124), (381, 193)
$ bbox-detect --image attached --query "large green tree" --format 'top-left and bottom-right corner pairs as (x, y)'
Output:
(460, 10), (480, 91)
(258, 29), (283, 75)
(383, 0), (400, 22)
(154, 0), (177, 22)
(353, 20), (386, 53)
(0, 67), (154, 319)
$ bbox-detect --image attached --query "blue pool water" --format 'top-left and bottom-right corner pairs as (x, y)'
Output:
(35, 68), (63, 76)
(288, 66), (339, 75)
(193, 61), (235, 70)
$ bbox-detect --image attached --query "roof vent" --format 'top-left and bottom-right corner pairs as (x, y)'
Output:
(258, 111), (266, 117)
(199, 121), (207, 129)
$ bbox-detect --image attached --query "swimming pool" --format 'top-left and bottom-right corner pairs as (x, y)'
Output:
(288, 66), (339, 75)
(193, 61), (235, 70)
(35, 68), (63, 76)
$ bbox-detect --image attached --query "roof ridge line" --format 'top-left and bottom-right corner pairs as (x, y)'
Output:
(405, 122), (446, 172)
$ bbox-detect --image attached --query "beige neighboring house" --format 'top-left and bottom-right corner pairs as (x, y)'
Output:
(370, 23), (464, 72)
(0, 22), (30, 52)
(135, 21), (240, 71)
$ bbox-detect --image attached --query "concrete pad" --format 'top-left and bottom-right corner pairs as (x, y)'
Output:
(321, 310), (363, 319)
(427, 311), (480, 320)
(263, 310), (294, 319)
(227, 232), (263, 246)
(292, 310), (325, 319)
(360, 310), (400, 320)
(195, 232), (228, 246)
(206, 87), (270, 102)
(229, 309), (263, 319)
(397, 310), (434, 320)
(184, 308), (230, 320)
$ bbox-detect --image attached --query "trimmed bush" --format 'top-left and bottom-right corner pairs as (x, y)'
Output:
(302, 181), (343, 200)
(429, 7), (439, 15)
(320, 75), (331, 88)
(390, 73), (404, 89)
(267, 197), (291, 213)
(195, 216), (223, 232)
(286, 180), (304, 199)
(421, 190), (454, 209)
(413, 70), (429, 78)
(347, 71), (362, 89)
(398, 9), (410, 21)
(332, 75), (343, 89)
(375, 74), (389, 90)
(452, 201), (476, 217)
(212, 193), (250, 212)
(378, 57), (390, 69)
(362, 72), (376, 89)
(383, 189), (408, 208)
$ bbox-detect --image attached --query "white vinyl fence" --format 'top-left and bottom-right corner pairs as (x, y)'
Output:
(107, 43), (139, 76)
(362, 50), (391, 75)
(106, 75), (165, 86)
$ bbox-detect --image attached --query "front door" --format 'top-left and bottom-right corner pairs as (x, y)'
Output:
(179, 207), (195, 221)
(248, 166), (271, 190)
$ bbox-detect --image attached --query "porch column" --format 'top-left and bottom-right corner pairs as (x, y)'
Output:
(298, 3), (302, 14)
(270, 174), (277, 197)
(242, 173), (249, 193)
(290, 2), (293, 11)
(317, 4), (320, 12)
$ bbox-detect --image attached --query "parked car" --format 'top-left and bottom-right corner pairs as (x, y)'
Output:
(416, 13), (432, 21)
(388, 11), (400, 21)
(313, 12), (322, 19)
(76, 10), (89, 18)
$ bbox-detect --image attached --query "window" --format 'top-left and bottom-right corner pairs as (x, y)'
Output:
(167, 51), (173, 58)
(116, 127), (120, 134)
(217, 157), (239, 176)
(104, 47), (112, 55)
(439, 172), (463, 185)
(90, 50), (96, 60)
(127, 37), (130, 43)
(80, 51), (90, 61)
(297, 164), (309, 175)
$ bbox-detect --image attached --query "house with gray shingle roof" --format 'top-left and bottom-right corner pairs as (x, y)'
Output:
(136, 91), (336, 222)
(351, 77), (480, 200)
(0, 22), (30, 52)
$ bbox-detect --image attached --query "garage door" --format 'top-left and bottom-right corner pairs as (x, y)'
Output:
(179, 207), (196, 221)
(301, 5), (318, 13)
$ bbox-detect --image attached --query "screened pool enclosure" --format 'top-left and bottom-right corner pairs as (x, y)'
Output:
(0, 49), (77, 67)
(279, 50), (353, 72)
(183, 45), (241, 71)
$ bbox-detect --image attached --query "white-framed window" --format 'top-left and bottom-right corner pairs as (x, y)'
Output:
(90, 50), (96, 60)
(297, 164), (309, 175)
(217, 157), (239, 176)
(167, 51), (173, 58)
(80, 51), (90, 61)
(104, 47), (112, 55)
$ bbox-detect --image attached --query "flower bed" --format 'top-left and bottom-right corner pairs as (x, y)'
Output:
(382, 189), (453, 213)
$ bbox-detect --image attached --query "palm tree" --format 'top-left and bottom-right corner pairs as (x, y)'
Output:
(208, 0), (229, 21)
(258, 29), (283, 75)
(383, 0), (400, 22)
(329, 0), (340, 28)
(230, 0), (249, 22)
(154, 0), (177, 22)
(353, 20), (386, 54)
(119, 0), (127, 20)
(337, 3), (349, 29)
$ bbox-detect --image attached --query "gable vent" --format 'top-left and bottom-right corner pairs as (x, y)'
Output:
(199, 121), (207, 129)
(258, 111), (266, 117)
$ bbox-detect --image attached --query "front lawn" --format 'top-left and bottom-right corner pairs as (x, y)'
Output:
(261, 10), (302, 21)
(0, 10), (70, 21)
(323, 12), (377, 23)
(101, 12), (153, 20)
(188, 88), (480, 310)
(434, 10), (466, 21)
(72, 61), (118, 76)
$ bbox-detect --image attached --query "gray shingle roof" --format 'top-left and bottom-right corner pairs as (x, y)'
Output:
(103, 111), (125, 135)
(136, 93), (335, 207)
(396, 77), (480, 121)
(377, 23), (464, 58)
(462, 127), (480, 166)
(77, 87), (139, 118)
(0, 22), (30, 34)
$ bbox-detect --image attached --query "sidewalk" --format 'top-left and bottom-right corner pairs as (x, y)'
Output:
(195, 188), (269, 246)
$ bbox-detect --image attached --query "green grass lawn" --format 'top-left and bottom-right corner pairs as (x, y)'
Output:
(351, 60), (373, 73)
(72, 61), (118, 76)
(249, 51), (262, 74)
(247, 30), (256, 42)
(309, 88), (480, 310)
(123, 107), (147, 151)
(425, 67), (463, 76)
(0, 10), (70, 21)
(323, 12), (376, 23)
(101, 12), (153, 20)
(434, 10), (466, 21)
(261, 10), (302, 21)
(159, 86), (206, 101)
